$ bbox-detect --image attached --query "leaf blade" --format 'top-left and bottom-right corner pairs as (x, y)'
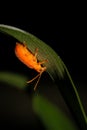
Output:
(33, 95), (77, 130)
(0, 72), (27, 89)
(0, 24), (87, 129)
(0, 24), (65, 79)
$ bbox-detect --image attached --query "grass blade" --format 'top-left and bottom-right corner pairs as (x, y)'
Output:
(33, 95), (77, 130)
(0, 72), (27, 89)
(0, 24), (65, 80)
(0, 24), (87, 129)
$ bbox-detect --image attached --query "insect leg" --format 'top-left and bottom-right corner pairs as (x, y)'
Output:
(27, 73), (40, 83)
(22, 41), (26, 46)
(34, 72), (42, 91)
(34, 48), (38, 57)
(39, 59), (48, 65)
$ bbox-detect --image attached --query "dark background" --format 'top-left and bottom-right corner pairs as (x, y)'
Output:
(0, 3), (86, 86)
(0, 5), (86, 80)
(0, 2), (87, 128)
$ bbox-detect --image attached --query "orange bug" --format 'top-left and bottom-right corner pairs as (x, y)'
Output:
(15, 42), (47, 91)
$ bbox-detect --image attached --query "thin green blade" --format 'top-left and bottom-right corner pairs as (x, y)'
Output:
(0, 24), (65, 80)
(0, 24), (87, 129)
(0, 72), (27, 89)
(33, 95), (77, 130)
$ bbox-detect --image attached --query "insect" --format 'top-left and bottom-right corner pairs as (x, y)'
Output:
(15, 42), (47, 91)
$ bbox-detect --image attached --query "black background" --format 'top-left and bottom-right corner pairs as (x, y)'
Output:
(0, 3), (86, 85)
(0, 2), (87, 129)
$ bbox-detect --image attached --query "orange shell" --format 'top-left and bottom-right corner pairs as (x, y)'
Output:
(15, 42), (46, 73)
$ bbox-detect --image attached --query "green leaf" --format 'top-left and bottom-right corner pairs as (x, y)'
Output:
(0, 24), (65, 80)
(0, 24), (87, 129)
(33, 95), (77, 130)
(0, 72), (27, 89)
